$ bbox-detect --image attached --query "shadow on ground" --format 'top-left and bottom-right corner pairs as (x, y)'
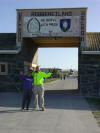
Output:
(0, 91), (98, 113)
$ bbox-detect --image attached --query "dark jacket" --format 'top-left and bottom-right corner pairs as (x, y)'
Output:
(19, 75), (33, 90)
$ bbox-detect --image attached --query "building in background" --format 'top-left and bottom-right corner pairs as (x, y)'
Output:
(0, 8), (100, 97)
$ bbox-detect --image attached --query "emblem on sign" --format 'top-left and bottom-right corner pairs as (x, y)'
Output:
(27, 18), (40, 33)
(60, 19), (71, 32)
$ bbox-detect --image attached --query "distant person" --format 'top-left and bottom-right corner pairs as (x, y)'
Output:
(61, 75), (63, 80)
(32, 66), (53, 111)
(19, 69), (33, 111)
(63, 75), (66, 80)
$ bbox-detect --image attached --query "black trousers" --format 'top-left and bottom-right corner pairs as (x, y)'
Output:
(22, 89), (32, 109)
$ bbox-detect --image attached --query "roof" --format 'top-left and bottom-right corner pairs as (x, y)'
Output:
(0, 33), (16, 50)
(16, 7), (88, 11)
(82, 32), (100, 51)
(0, 32), (100, 55)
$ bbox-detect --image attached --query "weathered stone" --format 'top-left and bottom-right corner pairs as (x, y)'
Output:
(79, 54), (100, 96)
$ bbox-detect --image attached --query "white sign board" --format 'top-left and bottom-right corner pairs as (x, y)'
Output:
(23, 16), (80, 37)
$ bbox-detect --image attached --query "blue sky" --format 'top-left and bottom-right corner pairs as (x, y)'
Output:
(0, 0), (100, 69)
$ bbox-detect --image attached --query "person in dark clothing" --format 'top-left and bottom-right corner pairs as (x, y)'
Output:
(63, 74), (66, 80)
(19, 69), (33, 111)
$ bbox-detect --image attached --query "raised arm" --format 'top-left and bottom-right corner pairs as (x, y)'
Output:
(42, 69), (54, 78)
(42, 72), (52, 78)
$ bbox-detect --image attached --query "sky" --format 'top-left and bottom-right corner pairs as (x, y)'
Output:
(0, 0), (100, 70)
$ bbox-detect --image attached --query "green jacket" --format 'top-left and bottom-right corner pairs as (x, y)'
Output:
(32, 71), (52, 85)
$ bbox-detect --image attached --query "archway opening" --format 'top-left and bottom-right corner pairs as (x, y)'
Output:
(38, 47), (78, 92)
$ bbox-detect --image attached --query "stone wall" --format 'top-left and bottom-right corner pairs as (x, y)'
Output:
(79, 54), (100, 97)
(0, 34), (38, 91)
(0, 50), (24, 91)
(23, 38), (38, 64)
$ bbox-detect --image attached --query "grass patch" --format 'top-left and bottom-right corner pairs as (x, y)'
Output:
(86, 97), (100, 127)
(86, 97), (100, 109)
(45, 78), (60, 83)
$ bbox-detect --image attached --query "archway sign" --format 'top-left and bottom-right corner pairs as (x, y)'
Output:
(16, 8), (87, 48)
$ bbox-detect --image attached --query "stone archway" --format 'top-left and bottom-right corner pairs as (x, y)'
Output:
(0, 8), (100, 96)
(16, 7), (86, 69)
(16, 8), (87, 93)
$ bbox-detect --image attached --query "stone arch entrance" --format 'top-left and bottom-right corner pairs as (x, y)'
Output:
(16, 8), (87, 92)
(1, 8), (100, 96)
(17, 8), (86, 69)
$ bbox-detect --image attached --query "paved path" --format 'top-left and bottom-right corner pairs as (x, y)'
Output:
(44, 77), (78, 90)
(0, 80), (100, 133)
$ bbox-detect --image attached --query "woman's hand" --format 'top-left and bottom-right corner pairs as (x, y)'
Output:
(20, 70), (24, 75)
(50, 69), (53, 73)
